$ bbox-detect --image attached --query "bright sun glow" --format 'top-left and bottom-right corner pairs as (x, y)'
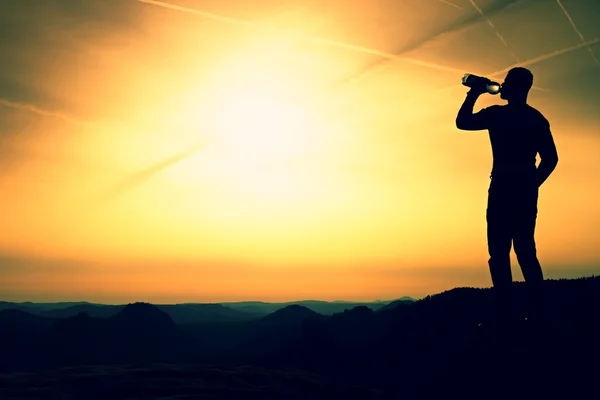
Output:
(158, 45), (341, 222)
(208, 91), (305, 157)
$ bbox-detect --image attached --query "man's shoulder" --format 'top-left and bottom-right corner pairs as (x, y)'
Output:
(488, 104), (549, 124)
(526, 105), (550, 126)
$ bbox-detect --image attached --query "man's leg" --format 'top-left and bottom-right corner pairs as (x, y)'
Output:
(513, 187), (545, 324)
(486, 183), (514, 328)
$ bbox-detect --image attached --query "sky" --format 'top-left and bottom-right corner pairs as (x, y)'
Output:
(1, 0), (599, 303)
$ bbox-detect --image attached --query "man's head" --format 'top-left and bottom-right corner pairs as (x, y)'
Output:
(500, 67), (533, 102)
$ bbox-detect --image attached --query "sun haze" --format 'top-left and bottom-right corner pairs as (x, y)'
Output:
(1, 0), (599, 303)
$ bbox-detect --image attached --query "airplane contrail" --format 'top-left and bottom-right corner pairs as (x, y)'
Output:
(98, 141), (209, 203)
(435, 37), (600, 95)
(135, 0), (253, 25)
(0, 97), (205, 203)
(438, 0), (463, 9)
(555, 0), (599, 66)
(468, 0), (520, 64)
(487, 36), (600, 77)
(302, 0), (524, 93)
(134, 0), (531, 96)
(133, 0), (468, 75)
(106, 0), (527, 200)
(0, 98), (83, 125)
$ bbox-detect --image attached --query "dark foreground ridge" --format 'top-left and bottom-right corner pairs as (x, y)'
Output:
(1, 276), (599, 400)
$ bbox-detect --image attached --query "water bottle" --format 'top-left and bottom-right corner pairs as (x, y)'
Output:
(462, 73), (501, 95)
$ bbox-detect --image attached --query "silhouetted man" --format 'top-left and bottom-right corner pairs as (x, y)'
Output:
(455, 67), (558, 329)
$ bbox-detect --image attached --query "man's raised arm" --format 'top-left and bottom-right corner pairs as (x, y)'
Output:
(456, 87), (494, 131)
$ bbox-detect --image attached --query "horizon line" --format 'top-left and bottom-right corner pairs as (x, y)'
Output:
(3, 276), (597, 306)
(0, 296), (419, 306)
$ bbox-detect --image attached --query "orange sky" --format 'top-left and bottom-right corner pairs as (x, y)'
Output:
(1, 0), (599, 303)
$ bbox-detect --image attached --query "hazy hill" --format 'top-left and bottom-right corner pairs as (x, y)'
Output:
(0, 301), (94, 314)
(258, 304), (323, 326)
(221, 299), (413, 315)
(0, 298), (411, 322)
(0, 302), (191, 370)
(155, 303), (261, 324)
(39, 303), (125, 319)
(377, 297), (418, 312)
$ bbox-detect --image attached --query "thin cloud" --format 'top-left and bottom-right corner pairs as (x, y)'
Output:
(555, 0), (599, 66)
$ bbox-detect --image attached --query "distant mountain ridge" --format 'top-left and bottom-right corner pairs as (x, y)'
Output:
(220, 298), (417, 314)
(0, 297), (416, 323)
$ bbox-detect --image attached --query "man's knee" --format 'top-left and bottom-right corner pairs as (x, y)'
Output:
(488, 252), (510, 265)
(513, 233), (536, 256)
(516, 252), (538, 267)
(515, 249), (544, 283)
(515, 246), (540, 268)
(514, 241), (537, 263)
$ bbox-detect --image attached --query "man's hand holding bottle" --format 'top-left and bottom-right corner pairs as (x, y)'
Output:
(462, 73), (501, 96)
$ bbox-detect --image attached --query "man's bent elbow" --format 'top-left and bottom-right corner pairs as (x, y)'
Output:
(550, 153), (559, 168)
(544, 155), (559, 173)
(455, 115), (483, 131)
